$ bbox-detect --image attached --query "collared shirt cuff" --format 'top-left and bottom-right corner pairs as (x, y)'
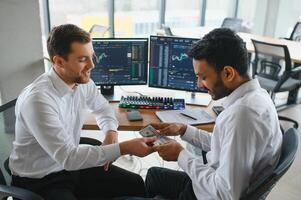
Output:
(102, 122), (118, 134)
(181, 125), (199, 141)
(100, 143), (121, 162)
(178, 149), (194, 171)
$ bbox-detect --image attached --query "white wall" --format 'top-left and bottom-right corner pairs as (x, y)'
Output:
(0, 0), (45, 105)
(237, 0), (268, 35)
(274, 0), (301, 38)
(238, 0), (282, 37)
(263, 0), (280, 37)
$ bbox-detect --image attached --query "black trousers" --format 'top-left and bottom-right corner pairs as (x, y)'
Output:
(144, 167), (197, 200)
(12, 165), (146, 200)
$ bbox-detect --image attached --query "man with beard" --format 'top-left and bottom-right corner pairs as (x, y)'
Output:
(9, 24), (155, 200)
(145, 28), (283, 200)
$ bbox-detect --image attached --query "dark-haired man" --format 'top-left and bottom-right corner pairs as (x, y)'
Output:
(9, 24), (155, 200)
(145, 28), (282, 200)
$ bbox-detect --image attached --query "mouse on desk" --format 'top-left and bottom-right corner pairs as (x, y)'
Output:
(126, 110), (143, 121)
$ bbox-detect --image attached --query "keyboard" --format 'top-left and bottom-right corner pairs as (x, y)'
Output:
(119, 96), (185, 110)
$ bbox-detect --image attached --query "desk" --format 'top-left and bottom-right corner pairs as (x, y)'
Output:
(173, 27), (301, 64)
(83, 86), (218, 132)
(83, 102), (216, 132)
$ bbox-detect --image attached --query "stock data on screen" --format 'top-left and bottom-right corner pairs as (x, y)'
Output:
(149, 36), (206, 92)
(91, 38), (148, 85)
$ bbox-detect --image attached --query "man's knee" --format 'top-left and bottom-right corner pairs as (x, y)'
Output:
(146, 167), (162, 179)
(145, 167), (165, 197)
(130, 172), (144, 186)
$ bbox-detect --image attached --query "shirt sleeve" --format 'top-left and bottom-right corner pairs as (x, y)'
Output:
(178, 106), (257, 200)
(21, 94), (121, 171)
(85, 80), (118, 134)
(181, 125), (212, 152)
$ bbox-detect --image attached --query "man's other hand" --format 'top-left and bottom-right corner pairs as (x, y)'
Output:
(150, 123), (187, 136)
(120, 137), (156, 157)
(103, 130), (118, 145)
(153, 141), (184, 161)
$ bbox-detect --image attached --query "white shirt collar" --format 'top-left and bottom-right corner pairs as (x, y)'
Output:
(48, 68), (74, 97)
(222, 79), (261, 108)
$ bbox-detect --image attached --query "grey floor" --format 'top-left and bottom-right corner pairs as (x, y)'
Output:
(81, 96), (301, 200)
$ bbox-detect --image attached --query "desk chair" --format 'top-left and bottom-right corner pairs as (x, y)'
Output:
(283, 22), (301, 42)
(89, 24), (110, 37)
(0, 99), (44, 200)
(221, 17), (251, 33)
(240, 127), (299, 200)
(251, 39), (301, 128)
(0, 169), (43, 200)
(251, 39), (301, 105)
(156, 24), (175, 36)
(221, 17), (243, 31)
(161, 24), (174, 36)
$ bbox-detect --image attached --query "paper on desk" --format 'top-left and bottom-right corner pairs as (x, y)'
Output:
(155, 108), (215, 125)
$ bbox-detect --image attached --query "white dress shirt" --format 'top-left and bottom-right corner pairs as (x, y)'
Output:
(178, 79), (282, 200)
(9, 68), (120, 178)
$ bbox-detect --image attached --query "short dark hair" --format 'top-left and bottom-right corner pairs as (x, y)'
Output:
(47, 24), (91, 62)
(189, 28), (249, 75)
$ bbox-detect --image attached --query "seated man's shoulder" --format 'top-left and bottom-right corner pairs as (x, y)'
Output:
(18, 77), (56, 107)
(218, 100), (274, 132)
(221, 104), (256, 122)
(225, 91), (275, 118)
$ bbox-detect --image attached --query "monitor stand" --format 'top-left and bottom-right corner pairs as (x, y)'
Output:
(100, 85), (123, 102)
(100, 85), (114, 95)
(101, 85), (116, 101)
(176, 92), (212, 106)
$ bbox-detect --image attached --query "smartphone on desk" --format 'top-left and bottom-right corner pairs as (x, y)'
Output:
(212, 106), (224, 116)
(126, 110), (143, 121)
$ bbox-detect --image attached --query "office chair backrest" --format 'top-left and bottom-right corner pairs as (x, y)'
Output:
(289, 22), (301, 42)
(89, 24), (110, 37)
(240, 128), (298, 200)
(0, 99), (17, 184)
(0, 168), (6, 185)
(251, 39), (292, 83)
(275, 128), (298, 175)
(161, 24), (174, 36)
(221, 17), (243, 32)
(0, 99), (17, 133)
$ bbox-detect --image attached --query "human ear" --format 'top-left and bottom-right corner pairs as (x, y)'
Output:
(222, 66), (235, 81)
(53, 56), (65, 69)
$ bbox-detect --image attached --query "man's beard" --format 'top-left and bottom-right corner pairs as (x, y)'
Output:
(74, 75), (89, 84)
(211, 76), (233, 100)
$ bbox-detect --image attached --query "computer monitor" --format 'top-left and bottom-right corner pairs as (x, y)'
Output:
(149, 35), (207, 93)
(91, 38), (148, 95)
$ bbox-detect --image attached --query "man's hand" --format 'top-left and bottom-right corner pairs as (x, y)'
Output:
(153, 141), (184, 161)
(102, 130), (118, 171)
(120, 137), (157, 157)
(150, 123), (187, 136)
(103, 130), (118, 145)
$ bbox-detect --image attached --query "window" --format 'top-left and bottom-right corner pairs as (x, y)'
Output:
(165, 0), (201, 28)
(205, 0), (235, 27)
(114, 0), (160, 37)
(49, 0), (109, 35)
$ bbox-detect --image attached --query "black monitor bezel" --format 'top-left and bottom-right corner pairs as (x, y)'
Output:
(148, 35), (207, 93)
(92, 37), (149, 86)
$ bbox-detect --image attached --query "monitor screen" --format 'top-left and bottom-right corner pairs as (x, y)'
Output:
(91, 38), (148, 86)
(149, 36), (207, 93)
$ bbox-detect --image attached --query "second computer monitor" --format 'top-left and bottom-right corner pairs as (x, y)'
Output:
(149, 36), (206, 93)
(91, 38), (148, 86)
